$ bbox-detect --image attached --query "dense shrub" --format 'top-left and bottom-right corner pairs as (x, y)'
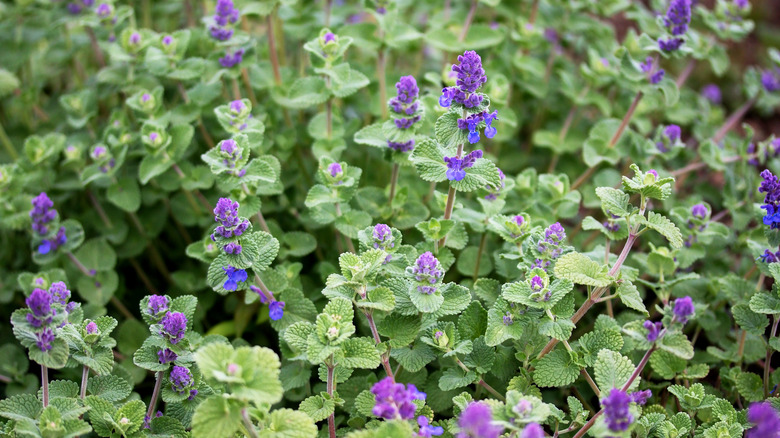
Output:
(1, 0), (780, 437)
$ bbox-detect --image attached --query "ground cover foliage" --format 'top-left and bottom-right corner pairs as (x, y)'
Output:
(1, 0), (780, 437)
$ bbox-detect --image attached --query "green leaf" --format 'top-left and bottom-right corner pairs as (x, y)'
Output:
(29, 337), (69, 369)
(533, 348), (579, 388)
(539, 318), (576, 341)
(353, 122), (387, 148)
(451, 158), (503, 193)
(749, 292), (780, 314)
(732, 303), (769, 335)
(191, 396), (244, 438)
(273, 76), (330, 109)
(299, 394), (335, 422)
(553, 252), (612, 287)
(593, 349), (640, 393)
(0, 394), (41, 422)
(258, 408), (318, 438)
(107, 177), (141, 212)
(409, 138), (448, 183)
(74, 238), (117, 272)
(640, 212), (683, 249)
(439, 367), (477, 391)
(389, 342), (436, 373)
(595, 187), (630, 217)
(0, 68), (20, 98)
(432, 283), (471, 317)
(356, 287), (395, 312)
(435, 111), (466, 147)
(325, 64), (370, 98)
(87, 375), (132, 402)
(616, 281), (648, 315)
(409, 287), (444, 313)
(735, 372), (764, 402)
(339, 337), (381, 369)
(658, 333), (694, 360)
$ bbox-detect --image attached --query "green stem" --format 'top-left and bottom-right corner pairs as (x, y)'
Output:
(388, 163), (400, 207)
(765, 316), (779, 397)
(241, 408), (260, 438)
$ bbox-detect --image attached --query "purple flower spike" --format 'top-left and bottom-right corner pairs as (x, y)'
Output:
(530, 275), (544, 293)
(702, 84), (721, 104)
(36, 328), (56, 352)
(762, 69), (780, 93)
(664, 0), (692, 36)
(170, 366), (194, 395)
(323, 32), (336, 44)
(30, 193), (57, 236)
(413, 252), (443, 295)
(26, 288), (53, 328)
(664, 125), (681, 143)
(158, 348), (178, 364)
(372, 224), (395, 251)
(222, 266), (248, 291)
(672, 296), (694, 323)
(537, 222), (566, 260)
(86, 321), (98, 334)
(269, 300), (285, 321)
(630, 389), (652, 405)
(160, 312), (187, 344)
(371, 377), (426, 420)
(456, 402), (503, 438)
(746, 402), (780, 438)
(453, 51), (487, 94)
(328, 162), (343, 178)
(659, 38), (684, 52)
(691, 203), (708, 219)
(417, 416), (444, 437)
(148, 295), (169, 316)
(48, 282), (70, 306)
(388, 139), (415, 152)
(643, 320), (664, 342)
(219, 49), (244, 68)
(521, 423), (544, 438)
(483, 110), (499, 138)
(444, 150), (482, 181)
(96, 3), (112, 18)
(602, 389), (633, 432)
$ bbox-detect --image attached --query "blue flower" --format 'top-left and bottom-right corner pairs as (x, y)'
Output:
(483, 110), (499, 138)
(223, 266), (248, 291)
(269, 300), (285, 321)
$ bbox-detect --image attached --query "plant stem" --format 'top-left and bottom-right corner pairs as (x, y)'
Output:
(240, 68), (258, 107)
(66, 251), (93, 276)
(388, 163), (400, 207)
(580, 369), (600, 397)
(459, 0), (479, 43)
(478, 379), (506, 402)
(538, 232), (638, 359)
(675, 59), (696, 88)
(334, 203), (356, 253)
(364, 312), (393, 378)
(41, 365), (49, 407)
(241, 408), (260, 438)
(84, 27), (105, 68)
(267, 13), (282, 86)
(177, 83), (215, 149)
(713, 96), (757, 143)
(378, 48), (388, 119)
(86, 190), (113, 229)
(765, 316), (779, 397)
(324, 0), (332, 26)
(326, 364), (336, 438)
(146, 371), (163, 421)
(439, 142), (464, 248)
(473, 232), (487, 282)
(80, 366), (89, 399)
(571, 90), (643, 191)
(0, 122), (18, 160)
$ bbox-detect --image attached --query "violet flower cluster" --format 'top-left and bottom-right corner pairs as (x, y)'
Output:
(444, 150), (483, 181)
(66, 0), (94, 15)
(643, 296), (693, 342)
(159, 311), (187, 344)
(158, 348), (178, 364)
(25, 281), (78, 351)
(656, 124), (681, 152)
(412, 252), (443, 295)
(484, 168), (505, 200)
(659, 0), (692, 51)
(389, 75), (421, 132)
(762, 68), (780, 93)
(758, 170), (780, 262)
(458, 110), (499, 144)
(535, 222), (566, 268)
(640, 57), (665, 84)
(440, 51), (487, 108)
(223, 265), (248, 291)
(219, 139), (246, 178)
(147, 295), (169, 318)
(30, 192), (67, 255)
(370, 377), (426, 420)
(701, 84), (722, 104)
(746, 402), (780, 438)
(170, 366), (198, 400)
(372, 223), (395, 263)
(456, 402), (503, 438)
(250, 285), (285, 321)
(210, 0), (239, 41)
(211, 198), (250, 248)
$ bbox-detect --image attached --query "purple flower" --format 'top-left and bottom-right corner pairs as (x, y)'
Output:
(760, 170), (780, 229)
(219, 49), (244, 68)
(36, 328), (56, 352)
(86, 321), (98, 334)
(537, 222), (566, 260)
(691, 203), (708, 219)
(452, 51), (487, 94)
(664, 125), (681, 143)
(672, 296), (694, 323)
(762, 69), (780, 93)
(702, 84), (721, 104)
(659, 38), (684, 51)
(38, 226), (67, 255)
(158, 348), (178, 364)
(249, 286), (285, 321)
(640, 57), (665, 84)
(26, 288), (53, 328)
(48, 282), (70, 305)
(30, 193), (57, 236)
(456, 402), (502, 438)
(222, 266), (248, 291)
(761, 249), (780, 263)
(630, 389), (652, 405)
(148, 295), (169, 316)
(224, 242), (243, 254)
(170, 366), (195, 395)
(395, 115), (422, 129)
(602, 389), (633, 432)
(530, 275), (544, 293)
(371, 377), (426, 420)
(444, 150), (483, 181)
(389, 75), (419, 115)
(211, 198), (250, 240)
(746, 402), (780, 438)
(413, 252), (443, 295)
(643, 320), (663, 342)
(268, 300), (285, 321)
(417, 416), (444, 437)
(96, 3), (112, 18)
(211, 0), (239, 40)
(323, 32), (336, 44)
(503, 313), (513, 326)
(372, 224), (394, 250)
(210, 26), (234, 41)
(67, 3), (82, 14)
(521, 423), (544, 438)
(328, 162), (343, 178)
(388, 139), (415, 152)
(483, 110), (499, 138)
(160, 312), (187, 344)
(162, 35), (173, 46)
(664, 0), (692, 36)
(129, 32), (141, 45)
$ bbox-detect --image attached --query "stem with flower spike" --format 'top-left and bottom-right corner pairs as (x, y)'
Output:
(145, 371), (163, 423)
(41, 365), (49, 407)
(438, 142), (464, 248)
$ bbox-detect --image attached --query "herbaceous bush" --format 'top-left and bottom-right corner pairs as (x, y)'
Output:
(1, 0), (780, 437)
